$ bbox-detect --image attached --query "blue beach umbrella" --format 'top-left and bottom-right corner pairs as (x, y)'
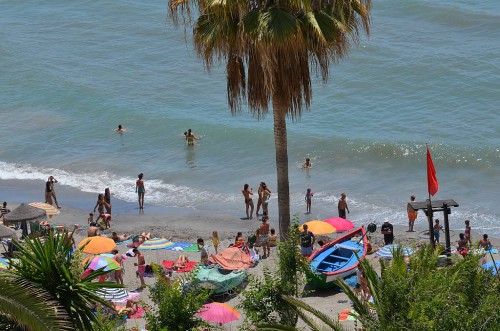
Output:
(482, 261), (500, 276)
(376, 244), (415, 259)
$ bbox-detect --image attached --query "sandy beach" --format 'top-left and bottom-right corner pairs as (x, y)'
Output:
(2, 181), (499, 331)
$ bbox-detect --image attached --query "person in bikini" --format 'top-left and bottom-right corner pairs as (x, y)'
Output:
(132, 248), (146, 289)
(45, 176), (61, 208)
(185, 129), (201, 146)
(242, 184), (254, 219)
(104, 188), (112, 215)
(260, 182), (271, 215)
(135, 173), (145, 209)
(112, 232), (132, 243)
(93, 194), (107, 224)
(111, 249), (124, 285)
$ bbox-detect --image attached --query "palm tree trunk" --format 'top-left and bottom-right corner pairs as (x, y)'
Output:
(273, 104), (291, 241)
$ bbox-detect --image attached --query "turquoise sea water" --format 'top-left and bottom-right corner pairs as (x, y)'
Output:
(0, 1), (499, 233)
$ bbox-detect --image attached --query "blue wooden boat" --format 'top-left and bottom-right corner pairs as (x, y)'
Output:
(308, 227), (367, 287)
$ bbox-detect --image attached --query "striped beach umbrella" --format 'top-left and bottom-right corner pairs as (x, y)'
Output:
(29, 202), (60, 216)
(376, 244), (415, 259)
(95, 288), (140, 303)
(83, 256), (120, 272)
(0, 258), (19, 271)
(138, 238), (174, 251)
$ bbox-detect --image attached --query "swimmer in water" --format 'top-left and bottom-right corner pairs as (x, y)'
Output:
(185, 128), (201, 146)
(116, 124), (126, 133)
(302, 158), (312, 169)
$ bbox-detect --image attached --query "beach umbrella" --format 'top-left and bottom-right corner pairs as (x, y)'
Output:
(83, 256), (120, 272)
(0, 224), (16, 238)
(300, 220), (336, 235)
(77, 237), (116, 254)
(482, 261), (500, 276)
(376, 244), (415, 259)
(29, 202), (60, 217)
(138, 238), (174, 251)
(95, 288), (140, 303)
(323, 217), (355, 232)
(196, 302), (240, 324)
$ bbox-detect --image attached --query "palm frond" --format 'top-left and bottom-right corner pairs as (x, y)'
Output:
(0, 272), (72, 331)
(256, 324), (298, 331)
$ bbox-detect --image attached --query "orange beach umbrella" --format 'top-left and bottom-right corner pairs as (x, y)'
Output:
(300, 220), (336, 235)
(77, 237), (116, 254)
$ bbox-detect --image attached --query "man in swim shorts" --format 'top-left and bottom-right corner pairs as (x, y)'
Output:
(407, 195), (418, 232)
(135, 173), (145, 209)
(259, 217), (270, 258)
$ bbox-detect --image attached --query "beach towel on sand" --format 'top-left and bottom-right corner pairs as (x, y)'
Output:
(164, 242), (193, 251)
(339, 309), (358, 321)
(115, 306), (145, 319)
(161, 260), (198, 273)
(207, 247), (252, 271)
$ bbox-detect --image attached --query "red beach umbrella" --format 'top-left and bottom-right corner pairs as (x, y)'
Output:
(323, 217), (355, 232)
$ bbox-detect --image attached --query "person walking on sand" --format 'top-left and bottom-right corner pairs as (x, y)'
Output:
(300, 224), (315, 257)
(337, 193), (349, 219)
(242, 184), (254, 219)
(305, 188), (314, 214)
(135, 173), (145, 209)
(132, 248), (146, 289)
(407, 195), (417, 232)
(45, 176), (61, 208)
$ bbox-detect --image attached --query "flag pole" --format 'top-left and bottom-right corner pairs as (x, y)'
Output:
(426, 144), (435, 247)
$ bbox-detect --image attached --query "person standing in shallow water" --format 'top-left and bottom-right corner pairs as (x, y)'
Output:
(242, 184), (254, 219)
(337, 192), (349, 219)
(407, 195), (417, 232)
(135, 173), (145, 209)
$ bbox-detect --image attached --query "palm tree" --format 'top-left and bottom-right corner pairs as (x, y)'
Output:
(11, 230), (122, 330)
(0, 273), (71, 331)
(168, 0), (372, 239)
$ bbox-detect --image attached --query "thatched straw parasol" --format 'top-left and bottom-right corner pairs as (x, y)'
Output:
(3, 203), (46, 226)
(0, 224), (16, 238)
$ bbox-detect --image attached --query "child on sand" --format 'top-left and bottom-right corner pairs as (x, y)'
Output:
(212, 231), (220, 254)
(88, 213), (96, 226)
(269, 228), (277, 247)
(433, 219), (443, 245)
(197, 238), (209, 264)
(305, 188), (314, 214)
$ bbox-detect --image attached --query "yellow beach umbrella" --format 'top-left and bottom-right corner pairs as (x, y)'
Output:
(300, 220), (336, 235)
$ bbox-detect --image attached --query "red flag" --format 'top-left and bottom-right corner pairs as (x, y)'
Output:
(427, 146), (439, 196)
